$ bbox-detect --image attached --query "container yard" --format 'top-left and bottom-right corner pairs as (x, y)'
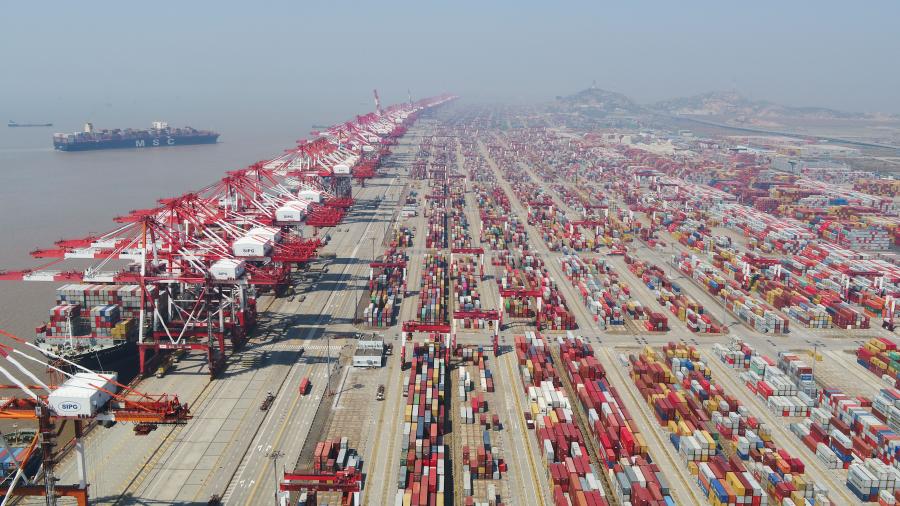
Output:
(4, 97), (900, 506)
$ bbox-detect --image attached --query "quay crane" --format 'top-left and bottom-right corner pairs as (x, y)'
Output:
(0, 329), (190, 506)
(0, 94), (457, 379)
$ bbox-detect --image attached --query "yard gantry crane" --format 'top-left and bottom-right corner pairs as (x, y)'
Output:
(0, 329), (191, 506)
(278, 467), (362, 506)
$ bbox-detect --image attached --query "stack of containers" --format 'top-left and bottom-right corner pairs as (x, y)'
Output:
(626, 256), (716, 333)
(396, 342), (447, 506)
(675, 254), (789, 334)
(89, 304), (120, 337)
(452, 257), (488, 329)
(449, 193), (474, 250)
(857, 337), (900, 387)
(391, 227), (414, 248)
(481, 216), (529, 252)
(556, 335), (678, 505)
(498, 257), (543, 318)
(630, 343), (830, 505)
(714, 341), (815, 417)
(559, 255), (629, 328)
(313, 438), (357, 473)
(43, 304), (82, 336)
(539, 275), (577, 331)
(425, 193), (448, 249)
(512, 332), (609, 506)
(814, 388), (900, 465)
(776, 353), (817, 397)
(461, 433), (502, 481)
(365, 250), (406, 327)
(418, 254), (448, 325)
(847, 459), (900, 502)
(475, 184), (528, 251)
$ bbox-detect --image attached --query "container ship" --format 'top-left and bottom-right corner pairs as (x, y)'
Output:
(8, 120), (52, 127)
(52, 121), (218, 151)
(0, 429), (40, 483)
(34, 284), (162, 383)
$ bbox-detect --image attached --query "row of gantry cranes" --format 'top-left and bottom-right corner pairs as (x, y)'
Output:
(0, 91), (456, 506)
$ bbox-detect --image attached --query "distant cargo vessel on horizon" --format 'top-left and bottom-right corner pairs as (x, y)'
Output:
(9, 120), (53, 127)
(53, 121), (219, 151)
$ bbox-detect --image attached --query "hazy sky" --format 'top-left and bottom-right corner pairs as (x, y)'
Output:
(2, 1), (900, 118)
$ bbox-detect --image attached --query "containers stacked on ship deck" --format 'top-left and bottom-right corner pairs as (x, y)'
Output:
(630, 343), (831, 505)
(365, 250), (407, 328)
(44, 303), (82, 336)
(55, 283), (156, 322)
(418, 253), (449, 325)
(857, 337), (900, 388)
(624, 255), (717, 333)
(712, 340), (816, 419)
(512, 332), (610, 506)
(556, 334), (678, 505)
(396, 342), (448, 506)
(37, 284), (157, 343)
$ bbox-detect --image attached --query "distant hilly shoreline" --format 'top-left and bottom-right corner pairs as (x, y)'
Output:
(555, 88), (898, 122)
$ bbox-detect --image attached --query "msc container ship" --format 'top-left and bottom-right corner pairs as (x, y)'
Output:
(9, 120), (53, 127)
(53, 121), (219, 151)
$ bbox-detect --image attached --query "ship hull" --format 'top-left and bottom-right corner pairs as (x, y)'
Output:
(53, 341), (145, 384)
(54, 134), (219, 151)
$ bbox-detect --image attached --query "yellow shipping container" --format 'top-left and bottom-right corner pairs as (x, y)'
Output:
(635, 433), (647, 454)
(726, 472), (745, 496)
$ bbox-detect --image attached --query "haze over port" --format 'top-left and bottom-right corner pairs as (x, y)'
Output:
(2, 3), (900, 506)
(3, 1), (900, 116)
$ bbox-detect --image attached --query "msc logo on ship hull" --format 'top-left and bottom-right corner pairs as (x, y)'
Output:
(135, 137), (176, 147)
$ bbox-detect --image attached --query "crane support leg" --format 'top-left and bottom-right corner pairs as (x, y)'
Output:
(74, 421), (86, 489)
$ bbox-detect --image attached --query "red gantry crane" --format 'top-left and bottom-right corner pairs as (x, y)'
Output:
(279, 468), (362, 506)
(0, 94), (457, 380)
(0, 329), (190, 506)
